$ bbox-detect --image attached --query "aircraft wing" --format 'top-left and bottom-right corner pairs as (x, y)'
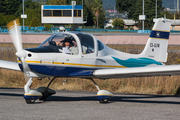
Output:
(0, 60), (21, 71)
(92, 65), (180, 79)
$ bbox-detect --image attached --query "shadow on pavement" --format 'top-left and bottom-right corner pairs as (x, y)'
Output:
(47, 93), (180, 105)
(0, 88), (180, 104)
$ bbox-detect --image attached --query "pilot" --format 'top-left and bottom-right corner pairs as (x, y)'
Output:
(56, 41), (63, 46)
(60, 38), (72, 54)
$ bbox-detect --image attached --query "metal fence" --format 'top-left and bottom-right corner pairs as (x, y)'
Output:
(1, 26), (180, 34)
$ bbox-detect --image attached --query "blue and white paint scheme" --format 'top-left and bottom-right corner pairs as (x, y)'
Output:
(2, 18), (180, 104)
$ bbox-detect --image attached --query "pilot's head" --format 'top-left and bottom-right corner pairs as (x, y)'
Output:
(63, 37), (72, 47)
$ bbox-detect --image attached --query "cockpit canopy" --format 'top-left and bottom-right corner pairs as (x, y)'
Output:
(38, 32), (95, 55)
(26, 32), (106, 57)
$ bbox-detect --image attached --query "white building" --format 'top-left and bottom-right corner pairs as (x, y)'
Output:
(41, 5), (86, 24)
(104, 19), (138, 29)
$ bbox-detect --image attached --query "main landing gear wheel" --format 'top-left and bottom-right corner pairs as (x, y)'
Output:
(25, 99), (35, 104)
(99, 99), (109, 103)
(89, 78), (113, 103)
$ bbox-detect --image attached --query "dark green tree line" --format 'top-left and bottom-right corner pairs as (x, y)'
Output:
(0, 0), (105, 28)
(0, 0), (22, 15)
(116, 0), (163, 28)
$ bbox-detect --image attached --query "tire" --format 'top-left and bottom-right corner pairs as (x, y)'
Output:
(99, 99), (108, 103)
(25, 99), (35, 104)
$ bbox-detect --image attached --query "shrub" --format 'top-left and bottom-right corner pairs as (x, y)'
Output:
(44, 24), (51, 30)
(112, 18), (124, 29)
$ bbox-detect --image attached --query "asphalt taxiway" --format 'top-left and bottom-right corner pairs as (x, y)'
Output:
(0, 88), (180, 120)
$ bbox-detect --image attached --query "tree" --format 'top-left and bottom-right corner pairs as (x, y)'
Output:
(83, 0), (94, 26)
(116, 0), (129, 13)
(0, 0), (22, 15)
(126, 0), (138, 19)
(175, 12), (180, 19)
(116, 0), (137, 16)
(24, 9), (38, 26)
(30, 17), (41, 27)
(112, 18), (124, 29)
(116, 0), (163, 20)
(4, 15), (17, 23)
(116, 0), (163, 27)
(0, 13), (7, 26)
(160, 10), (173, 19)
(46, 0), (67, 5)
(98, 10), (106, 28)
(91, 0), (104, 28)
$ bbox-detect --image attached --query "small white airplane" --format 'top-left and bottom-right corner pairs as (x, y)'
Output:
(0, 18), (179, 104)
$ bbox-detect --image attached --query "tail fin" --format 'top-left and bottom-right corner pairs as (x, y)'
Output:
(140, 18), (171, 62)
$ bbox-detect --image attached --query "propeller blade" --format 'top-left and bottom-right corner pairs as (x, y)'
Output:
(7, 19), (31, 81)
(7, 19), (23, 52)
(21, 57), (31, 82)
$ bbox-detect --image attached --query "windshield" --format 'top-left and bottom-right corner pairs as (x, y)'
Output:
(39, 33), (72, 47)
(38, 33), (79, 55)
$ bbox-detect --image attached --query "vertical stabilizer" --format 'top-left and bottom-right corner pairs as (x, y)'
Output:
(140, 18), (171, 62)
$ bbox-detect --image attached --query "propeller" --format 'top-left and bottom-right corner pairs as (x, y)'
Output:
(7, 19), (31, 81)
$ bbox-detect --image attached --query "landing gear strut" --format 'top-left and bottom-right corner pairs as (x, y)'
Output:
(24, 77), (42, 104)
(23, 77), (56, 104)
(90, 78), (113, 103)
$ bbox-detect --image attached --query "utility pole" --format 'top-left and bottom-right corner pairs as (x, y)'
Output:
(23, 0), (24, 30)
(177, 0), (179, 13)
(156, 0), (157, 18)
(142, 0), (144, 31)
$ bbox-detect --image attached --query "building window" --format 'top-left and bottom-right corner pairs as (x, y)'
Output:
(74, 10), (77, 17)
(53, 10), (62, 16)
(74, 10), (81, 17)
(78, 10), (81, 17)
(43, 10), (52, 16)
(63, 10), (71, 16)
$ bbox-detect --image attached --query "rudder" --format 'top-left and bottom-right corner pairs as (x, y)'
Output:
(140, 18), (171, 62)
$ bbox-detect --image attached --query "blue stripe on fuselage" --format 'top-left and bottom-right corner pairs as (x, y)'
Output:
(19, 64), (95, 77)
(150, 30), (170, 39)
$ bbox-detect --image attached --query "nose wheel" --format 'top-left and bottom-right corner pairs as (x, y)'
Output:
(24, 77), (57, 104)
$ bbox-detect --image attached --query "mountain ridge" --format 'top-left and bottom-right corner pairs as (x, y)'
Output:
(102, 0), (178, 10)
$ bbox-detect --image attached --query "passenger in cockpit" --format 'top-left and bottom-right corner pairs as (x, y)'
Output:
(69, 40), (78, 55)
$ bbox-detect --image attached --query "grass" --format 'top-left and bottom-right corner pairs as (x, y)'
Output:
(0, 43), (180, 95)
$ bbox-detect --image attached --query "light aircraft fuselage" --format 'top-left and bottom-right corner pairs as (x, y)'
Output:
(21, 32), (163, 77)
